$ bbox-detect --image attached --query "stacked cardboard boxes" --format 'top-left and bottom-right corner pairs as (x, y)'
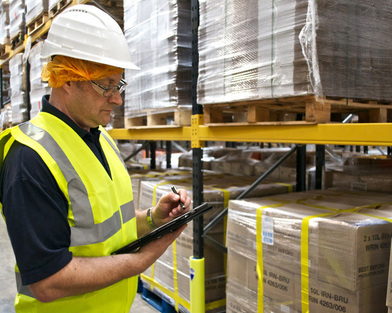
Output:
(138, 175), (295, 312)
(0, 0), (10, 45)
(123, 0), (192, 121)
(227, 190), (392, 312)
(9, 53), (27, 124)
(28, 41), (51, 118)
(198, 0), (392, 104)
(25, 0), (47, 27)
(8, 0), (24, 41)
(386, 242), (392, 312)
(332, 156), (392, 193)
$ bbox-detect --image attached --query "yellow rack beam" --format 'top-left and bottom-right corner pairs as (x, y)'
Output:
(108, 126), (192, 141)
(197, 123), (392, 146)
(109, 123), (392, 146)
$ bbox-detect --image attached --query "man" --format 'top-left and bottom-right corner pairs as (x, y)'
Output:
(0, 4), (191, 312)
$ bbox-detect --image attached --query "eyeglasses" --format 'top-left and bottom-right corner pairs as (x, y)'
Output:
(90, 79), (127, 97)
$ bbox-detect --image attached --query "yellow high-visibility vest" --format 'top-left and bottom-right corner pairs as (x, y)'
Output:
(0, 112), (138, 313)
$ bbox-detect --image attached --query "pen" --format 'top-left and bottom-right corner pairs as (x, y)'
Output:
(171, 185), (186, 210)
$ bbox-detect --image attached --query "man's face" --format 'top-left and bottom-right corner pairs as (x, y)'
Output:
(67, 73), (124, 131)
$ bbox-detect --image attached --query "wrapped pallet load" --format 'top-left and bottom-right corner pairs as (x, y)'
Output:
(0, 0), (10, 46)
(25, 0), (48, 30)
(123, 0), (192, 127)
(28, 41), (51, 118)
(331, 155), (392, 194)
(9, 53), (27, 124)
(8, 0), (24, 44)
(138, 175), (295, 313)
(198, 1), (392, 123)
(227, 190), (392, 313)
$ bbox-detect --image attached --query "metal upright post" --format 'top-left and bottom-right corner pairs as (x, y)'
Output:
(150, 141), (156, 169)
(166, 141), (172, 169)
(190, 0), (203, 257)
(315, 145), (325, 190)
(190, 0), (205, 311)
(296, 144), (307, 191)
(0, 67), (3, 109)
(25, 60), (31, 121)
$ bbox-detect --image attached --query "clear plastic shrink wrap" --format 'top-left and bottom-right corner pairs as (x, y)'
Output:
(123, 0), (192, 118)
(9, 53), (27, 124)
(25, 0), (47, 26)
(226, 190), (392, 313)
(28, 41), (51, 119)
(138, 175), (294, 313)
(0, 0), (10, 45)
(198, 0), (392, 104)
(331, 156), (392, 193)
(8, 0), (24, 40)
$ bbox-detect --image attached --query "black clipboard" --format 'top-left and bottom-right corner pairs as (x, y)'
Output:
(112, 202), (213, 254)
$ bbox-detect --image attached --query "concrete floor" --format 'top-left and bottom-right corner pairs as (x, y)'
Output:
(0, 220), (157, 313)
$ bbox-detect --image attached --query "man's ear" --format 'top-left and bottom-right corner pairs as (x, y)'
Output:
(61, 81), (73, 94)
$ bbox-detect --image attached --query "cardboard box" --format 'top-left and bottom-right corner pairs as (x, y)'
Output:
(227, 199), (321, 274)
(140, 175), (294, 311)
(332, 171), (392, 193)
(138, 177), (294, 236)
(386, 241), (392, 307)
(227, 247), (389, 313)
(129, 168), (192, 210)
(198, 1), (392, 105)
(175, 231), (225, 276)
(226, 190), (392, 312)
(142, 260), (226, 305)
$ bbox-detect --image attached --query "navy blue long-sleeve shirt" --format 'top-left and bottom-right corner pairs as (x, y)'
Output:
(0, 95), (112, 285)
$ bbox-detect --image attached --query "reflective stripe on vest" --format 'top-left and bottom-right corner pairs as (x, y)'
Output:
(18, 122), (135, 247)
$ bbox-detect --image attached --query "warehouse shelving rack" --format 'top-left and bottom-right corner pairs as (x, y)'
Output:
(108, 0), (392, 311)
(0, 0), (88, 66)
(2, 0), (392, 312)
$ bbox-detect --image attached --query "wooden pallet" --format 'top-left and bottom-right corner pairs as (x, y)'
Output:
(124, 109), (192, 128)
(0, 44), (11, 60)
(26, 13), (49, 36)
(49, 0), (72, 18)
(140, 286), (177, 313)
(202, 96), (392, 125)
(10, 32), (24, 50)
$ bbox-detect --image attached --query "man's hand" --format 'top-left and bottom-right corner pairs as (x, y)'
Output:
(152, 187), (191, 227)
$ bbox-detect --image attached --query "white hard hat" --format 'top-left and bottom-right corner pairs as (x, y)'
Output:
(41, 4), (139, 70)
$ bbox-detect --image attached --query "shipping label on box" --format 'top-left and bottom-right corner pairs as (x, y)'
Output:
(306, 278), (388, 313)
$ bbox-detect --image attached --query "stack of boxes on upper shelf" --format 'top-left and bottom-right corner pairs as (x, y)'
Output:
(9, 0), (25, 47)
(6, 41), (49, 126)
(0, 0), (51, 128)
(0, 0), (126, 128)
(197, 0), (392, 124)
(122, 0), (193, 128)
(28, 41), (50, 118)
(0, 0), (9, 46)
(25, 0), (48, 35)
(8, 52), (25, 124)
